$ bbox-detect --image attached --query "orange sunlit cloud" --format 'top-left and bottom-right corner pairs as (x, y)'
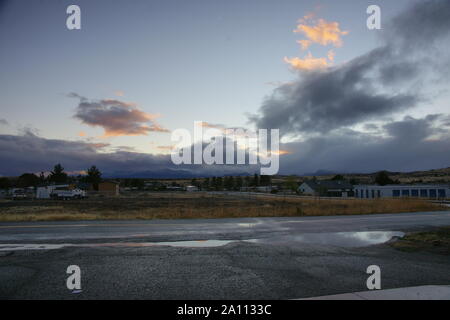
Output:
(73, 95), (170, 138)
(297, 39), (312, 50)
(284, 52), (329, 71)
(196, 121), (225, 130)
(274, 150), (293, 155)
(294, 16), (348, 49)
(156, 145), (174, 150)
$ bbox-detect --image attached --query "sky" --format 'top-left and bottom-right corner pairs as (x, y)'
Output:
(0, 0), (449, 177)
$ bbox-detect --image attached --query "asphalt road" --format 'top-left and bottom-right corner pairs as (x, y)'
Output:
(1, 211), (450, 243)
(0, 211), (449, 299)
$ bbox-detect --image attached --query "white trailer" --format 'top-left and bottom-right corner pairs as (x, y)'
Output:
(36, 185), (69, 199)
(50, 188), (86, 200)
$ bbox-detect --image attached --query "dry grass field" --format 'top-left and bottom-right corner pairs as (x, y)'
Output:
(0, 192), (447, 222)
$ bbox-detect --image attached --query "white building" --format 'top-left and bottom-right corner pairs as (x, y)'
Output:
(354, 184), (450, 199)
(186, 185), (199, 192)
(298, 180), (353, 197)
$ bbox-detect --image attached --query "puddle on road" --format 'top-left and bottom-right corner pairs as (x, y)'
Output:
(0, 244), (67, 251)
(0, 231), (404, 251)
(248, 231), (405, 248)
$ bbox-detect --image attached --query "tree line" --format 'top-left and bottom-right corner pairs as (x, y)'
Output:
(190, 174), (272, 191)
(0, 164), (103, 190)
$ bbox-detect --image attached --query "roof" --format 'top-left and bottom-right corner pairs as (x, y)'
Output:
(301, 180), (353, 191)
(100, 181), (120, 185)
(354, 184), (450, 189)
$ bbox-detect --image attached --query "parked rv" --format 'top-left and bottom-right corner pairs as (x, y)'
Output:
(36, 185), (86, 200)
(50, 188), (86, 200)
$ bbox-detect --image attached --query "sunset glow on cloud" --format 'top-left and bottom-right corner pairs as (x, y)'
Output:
(294, 16), (348, 49)
(284, 52), (329, 71)
(285, 13), (347, 71)
(72, 95), (169, 137)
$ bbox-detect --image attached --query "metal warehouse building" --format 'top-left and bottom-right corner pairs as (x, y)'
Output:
(354, 185), (450, 199)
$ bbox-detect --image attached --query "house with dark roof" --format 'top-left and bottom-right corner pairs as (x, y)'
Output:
(298, 180), (354, 197)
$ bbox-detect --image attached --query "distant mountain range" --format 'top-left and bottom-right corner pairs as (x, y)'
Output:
(101, 167), (450, 184)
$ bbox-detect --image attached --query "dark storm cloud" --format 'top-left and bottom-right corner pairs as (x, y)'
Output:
(0, 116), (448, 177)
(251, 0), (450, 136)
(386, 0), (450, 50)
(0, 132), (256, 178)
(279, 114), (450, 174)
(71, 94), (169, 137)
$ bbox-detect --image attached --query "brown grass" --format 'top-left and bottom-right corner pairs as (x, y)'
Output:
(390, 226), (450, 255)
(0, 192), (447, 222)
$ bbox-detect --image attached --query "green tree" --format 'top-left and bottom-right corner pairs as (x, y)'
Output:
(0, 177), (11, 189)
(244, 176), (250, 187)
(260, 175), (272, 186)
(202, 177), (210, 190)
(17, 173), (40, 187)
(224, 176), (234, 190)
(235, 176), (243, 190)
(215, 177), (223, 190)
(374, 171), (394, 186)
(251, 174), (259, 187)
(86, 166), (102, 190)
(284, 176), (298, 192)
(38, 172), (46, 184)
(331, 174), (345, 181)
(131, 179), (145, 189)
(48, 164), (68, 184)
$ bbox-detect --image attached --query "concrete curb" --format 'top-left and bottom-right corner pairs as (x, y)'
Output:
(300, 285), (450, 300)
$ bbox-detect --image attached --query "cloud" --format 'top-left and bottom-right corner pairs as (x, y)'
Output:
(0, 119), (8, 126)
(297, 40), (312, 50)
(71, 94), (169, 137)
(251, 0), (450, 137)
(293, 16), (348, 49)
(197, 121), (226, 130)
(1, 115), (449, 177)
(284, 52), (329, 71)
(114, 90), (125, 97)
(327, 50), (335, 62)
(156, 145), (175, 154)
(279, 114), (450, 174)
(252, 48), (418, 136)
(0, 131), (258, 178)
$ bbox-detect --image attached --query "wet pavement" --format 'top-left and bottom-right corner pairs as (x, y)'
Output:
(0, 211), (448, 244)
(0, 212), (449, 299)
(0, 231), (405, 251)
